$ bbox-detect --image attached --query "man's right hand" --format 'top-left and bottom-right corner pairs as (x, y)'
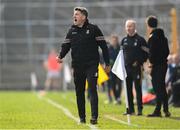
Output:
(56, 56), (63, 63)
(132, 61), (138, 67)
(104, 65), (111, 74)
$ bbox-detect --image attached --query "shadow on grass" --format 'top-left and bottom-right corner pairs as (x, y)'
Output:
(169, 116), (180, 121)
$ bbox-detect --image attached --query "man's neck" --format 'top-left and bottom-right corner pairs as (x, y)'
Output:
(77, 23), (84, 27)
(149, 27), (156, 33)
(128, 32), (136, 37)
(77, 20), (86, 27)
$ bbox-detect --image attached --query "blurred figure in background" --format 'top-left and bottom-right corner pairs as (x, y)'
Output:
(105, 34), (122, 105)
(141, 60), (156, 105)
(166, 54), (179, 87)
(43, 48), (62, 91)
(166, 54), (174, 97)
(146, 16), (171, 117)
(167, 54), (180, 107)
(121, 19), (148, 116)
(56, 7), (110, 125)
(142, 60), (153, 95)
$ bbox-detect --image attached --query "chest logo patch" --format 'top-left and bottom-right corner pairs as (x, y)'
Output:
(134, 42), (137, 46)
(72, 32), (77, 35)
(86, 30), (89, 34)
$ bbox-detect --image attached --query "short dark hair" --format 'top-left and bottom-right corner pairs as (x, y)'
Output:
(147, 15), (158, 28)
(74, 7), (88, 18)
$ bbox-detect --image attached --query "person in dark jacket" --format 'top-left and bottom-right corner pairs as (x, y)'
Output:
(169, 54), (180, 107)
(121, 19), (148, 116)
(146, 15), (171, 117)
(56, 7), (110, 124)
(105, 34), (122, 104)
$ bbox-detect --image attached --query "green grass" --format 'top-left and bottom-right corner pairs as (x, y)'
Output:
(0, 91), (180, 129)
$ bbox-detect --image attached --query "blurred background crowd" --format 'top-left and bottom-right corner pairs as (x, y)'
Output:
(0, 0), (180, 107)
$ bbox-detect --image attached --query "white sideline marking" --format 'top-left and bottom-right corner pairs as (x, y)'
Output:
(36, 93), (98, 130)
(104, 115), (139, 127)
(46, 98), (79, 122)
(46, 98), (98, 130)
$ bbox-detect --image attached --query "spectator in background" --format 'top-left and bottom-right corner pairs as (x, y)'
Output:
(167, 54), (180, 107)
(43, 48), (62, 91)
(56, 7), (110, 124)
(105, 34), (122, 105)
(121, 19), (148, 116)
(166, 54), (174, 97)
(166, 54), (178, 88)
(146, 15), (171, 117)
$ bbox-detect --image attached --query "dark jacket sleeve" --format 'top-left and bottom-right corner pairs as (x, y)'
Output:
(94, 25), (110, 65)
(58, 29), (71, 59)
(148, 36), (157, 64)
(140, 37), (149, 64)
(164, 37), (170, 60)
(120, 39), (124, 49)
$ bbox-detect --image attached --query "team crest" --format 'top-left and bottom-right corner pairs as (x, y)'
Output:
(134, 42), (137, 46)
(86, 30), (89, 34)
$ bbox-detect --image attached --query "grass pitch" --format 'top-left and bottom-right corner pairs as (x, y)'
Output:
(0, 91), (180, 129)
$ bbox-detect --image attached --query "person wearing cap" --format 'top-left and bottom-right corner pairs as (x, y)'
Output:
(121, 19), (148, 116)
(146, 15), (171, 117)
(56, 7), (110, 124)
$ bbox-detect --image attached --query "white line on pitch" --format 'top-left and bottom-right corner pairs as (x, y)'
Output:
(37, 94), (98, 130)
(104, 115), (139, 127)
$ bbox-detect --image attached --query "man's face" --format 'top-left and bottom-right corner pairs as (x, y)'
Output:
(73, 10), (86, 26)
(125, 22), (136, 36)
(110, 37), (118, 46)
(146, 24), (152, 35)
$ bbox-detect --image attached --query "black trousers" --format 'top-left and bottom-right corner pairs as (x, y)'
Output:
(126, 65), (143, 113)
(151, 64), (169, 112)
(107, 72), (122, 101)
(73, 64), (98, 120)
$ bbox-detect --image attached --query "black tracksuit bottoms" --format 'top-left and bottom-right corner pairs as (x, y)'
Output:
(126, 65), (143, 113)
(151, 63), (169, 112)
(73, 64), (98, 120)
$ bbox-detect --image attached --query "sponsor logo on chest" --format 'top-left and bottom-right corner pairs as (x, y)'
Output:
(123, 38), (128, 45)
(72, 31), (77, 35)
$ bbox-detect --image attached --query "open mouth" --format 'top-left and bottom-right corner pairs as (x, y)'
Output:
(74, 19), (77, 22)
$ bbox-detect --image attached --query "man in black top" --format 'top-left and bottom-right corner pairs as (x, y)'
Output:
(146, 16), (171, 117)
(121, 19), (148, 116)
(56, 7), (110, 124)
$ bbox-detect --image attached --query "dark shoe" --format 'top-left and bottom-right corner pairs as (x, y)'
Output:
(123, 112), (135, 115)
(147, 112), (162, 117)
(80, 118), (86, 124)
(137, 111), (142, 116)
(164, 111), (171, 117)
(90, 118), (97, 125)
